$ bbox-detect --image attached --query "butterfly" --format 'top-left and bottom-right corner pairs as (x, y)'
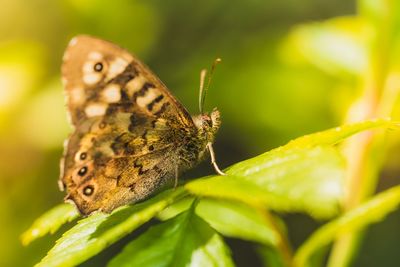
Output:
(58, 35), (224, 215)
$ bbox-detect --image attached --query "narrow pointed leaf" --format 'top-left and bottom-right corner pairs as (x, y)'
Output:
(21, 203), (79, 246)
(294, 185), (400, 267)
(36, 189), (186, 267)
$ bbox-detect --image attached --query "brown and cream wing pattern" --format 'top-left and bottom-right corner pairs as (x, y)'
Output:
(61, 35), (194, 127)
(59, 35), (198, 215)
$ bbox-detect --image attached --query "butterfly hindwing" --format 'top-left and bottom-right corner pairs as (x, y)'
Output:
(63, 145), (177, 214)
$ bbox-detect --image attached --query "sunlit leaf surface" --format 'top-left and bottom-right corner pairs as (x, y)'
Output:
(36, 189), (185, 267)
(108, 206), (234, 267)
(187, 120), (396, 218)
(196, 199), (280, 246)
(21, 203), (79, 246)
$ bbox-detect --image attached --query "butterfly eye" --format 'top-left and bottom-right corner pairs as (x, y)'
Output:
(93, 62), (103, 72)
(83, 185), (94, 196)
(79, 152), (87, 160)
(78, 166), (88, 176)
(204, 117), (212, 127)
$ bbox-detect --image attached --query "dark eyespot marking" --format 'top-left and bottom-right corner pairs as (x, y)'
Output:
(148, 145), (154, 151)
(78, 166), (88, 176)
(79, 152), (87, 160)
(99, 122), (106, 129)
(83, 185), (94, 196)
(94, 62), (103, 72)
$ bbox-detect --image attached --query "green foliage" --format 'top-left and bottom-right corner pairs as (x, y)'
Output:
(187, 119), (394, 219)
(35, 189), (186, 267)
(21, 203), (79, 246)
(3, 0), (400, 266)
(23, 120), (400, 267)
(294, 185), (400, 267)
(196, 199), (280, 246)
(187, 146), (345, 219)
(108, 203), (234, 267)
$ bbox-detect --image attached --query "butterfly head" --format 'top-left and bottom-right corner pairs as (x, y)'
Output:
(193, 108), (221, 143)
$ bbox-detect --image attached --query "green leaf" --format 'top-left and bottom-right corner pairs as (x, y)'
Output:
(157, 196), (282, 245)
(108, 205), (234, 267)
(281, 119), (394, 149)
(294, 185), (400, 267)
(283, 16), (367, 75)
(187, 120), (396, 219)
(257, 246), (287, 267)
(196, 198), (280, 246)
(157, 196), (195, 221)
(187, 146), (344, 218)
(36, 188), (186, 267)
(158, 197), (283, 247)
(21, 203), (79, 246)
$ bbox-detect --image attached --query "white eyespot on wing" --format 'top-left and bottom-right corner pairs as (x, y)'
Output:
(126, 75), (146, 96)
(81, 53), (105, 85)
(136, 88), (157, 108)
(69, 87), (85, 105)
(107, 57), (129, 80)
(83, 61), (95, 73)
(83, 73), (102, 85)
(102, 84), (121, 103)
(85, 103), (107, 117)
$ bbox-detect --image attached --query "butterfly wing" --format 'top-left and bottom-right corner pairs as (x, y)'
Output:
(62, 35), (194, 126)
(64, 147), (179, 215)
(60, 35), (198, 215)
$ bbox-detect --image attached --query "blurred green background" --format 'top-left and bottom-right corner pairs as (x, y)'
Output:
(2, 0), (400, 266)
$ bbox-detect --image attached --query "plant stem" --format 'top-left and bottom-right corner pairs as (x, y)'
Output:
(257, 206), (294, 267)
(327, 1), (397, 266)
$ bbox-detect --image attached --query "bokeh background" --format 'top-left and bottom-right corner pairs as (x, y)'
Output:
(2, 0), (400, 266)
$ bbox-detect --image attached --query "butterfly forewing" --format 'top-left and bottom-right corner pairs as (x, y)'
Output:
(62, 35), (194, 127)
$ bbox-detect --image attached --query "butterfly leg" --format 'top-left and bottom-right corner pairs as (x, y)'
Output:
(207, 142), (226, 176)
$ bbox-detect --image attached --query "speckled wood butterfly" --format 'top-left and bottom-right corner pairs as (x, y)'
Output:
(59, 35), (224, 215)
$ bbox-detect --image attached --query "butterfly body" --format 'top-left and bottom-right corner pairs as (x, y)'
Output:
(59, 35), (220, 215)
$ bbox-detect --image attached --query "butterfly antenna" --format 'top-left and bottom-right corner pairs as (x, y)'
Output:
(199, 69), (207, 114)
(199, 58), (222, 114)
